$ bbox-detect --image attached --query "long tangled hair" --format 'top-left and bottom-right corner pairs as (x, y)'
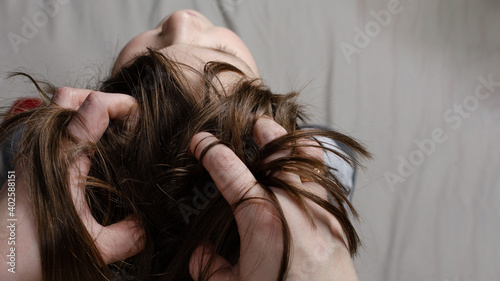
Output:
(0, 49), (370, 281)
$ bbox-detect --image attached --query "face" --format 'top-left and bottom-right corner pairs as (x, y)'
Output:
(113, 10), (260, 91)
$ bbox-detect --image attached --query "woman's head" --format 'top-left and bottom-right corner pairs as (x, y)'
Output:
(113, 9), (260, 93)
(0, 9), (370, 281)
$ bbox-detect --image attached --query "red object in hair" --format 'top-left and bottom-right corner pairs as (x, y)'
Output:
(3, 98), (43, 122)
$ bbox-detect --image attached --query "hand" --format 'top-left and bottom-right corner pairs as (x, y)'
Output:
(188, 117), (359, 280)
(0, 87), (144, 281)
(55, 87), (144, 263)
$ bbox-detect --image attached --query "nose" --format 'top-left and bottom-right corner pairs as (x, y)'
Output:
(158, 10), (213, 46)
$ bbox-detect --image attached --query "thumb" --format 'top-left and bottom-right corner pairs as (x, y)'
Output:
(94, 215), (145, 264)
(189, 242), (235, 281)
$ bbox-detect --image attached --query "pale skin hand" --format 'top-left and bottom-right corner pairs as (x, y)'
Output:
(0, 87), (145, 281)
(188, 117), (360, 281)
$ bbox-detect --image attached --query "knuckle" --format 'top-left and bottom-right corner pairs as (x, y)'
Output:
(298, 139), (324, 160)
(84, 91), (101, 104)
(54, 87), (93, 110)
(53, 87), (74, 103)
(82, 92), (105, 113)
(267, 126), (287, 140)
(55, 86), (73, 97)
(205, 143), (239, 173)
(254, 118), (287, 144)
(308, 146), (325, 160)
(208, 145), (234, 165)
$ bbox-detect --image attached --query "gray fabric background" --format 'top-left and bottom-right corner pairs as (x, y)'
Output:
(1, 1), (498, 280)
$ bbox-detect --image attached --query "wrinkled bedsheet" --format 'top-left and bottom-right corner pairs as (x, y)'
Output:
(1, 1), (498, 280)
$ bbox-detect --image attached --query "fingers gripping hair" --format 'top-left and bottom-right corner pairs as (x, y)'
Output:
(64, 90), (143, 264)
(7, 88), (143, 280)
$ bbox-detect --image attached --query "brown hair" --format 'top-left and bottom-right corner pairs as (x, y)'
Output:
(0, 49), (370, 280)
